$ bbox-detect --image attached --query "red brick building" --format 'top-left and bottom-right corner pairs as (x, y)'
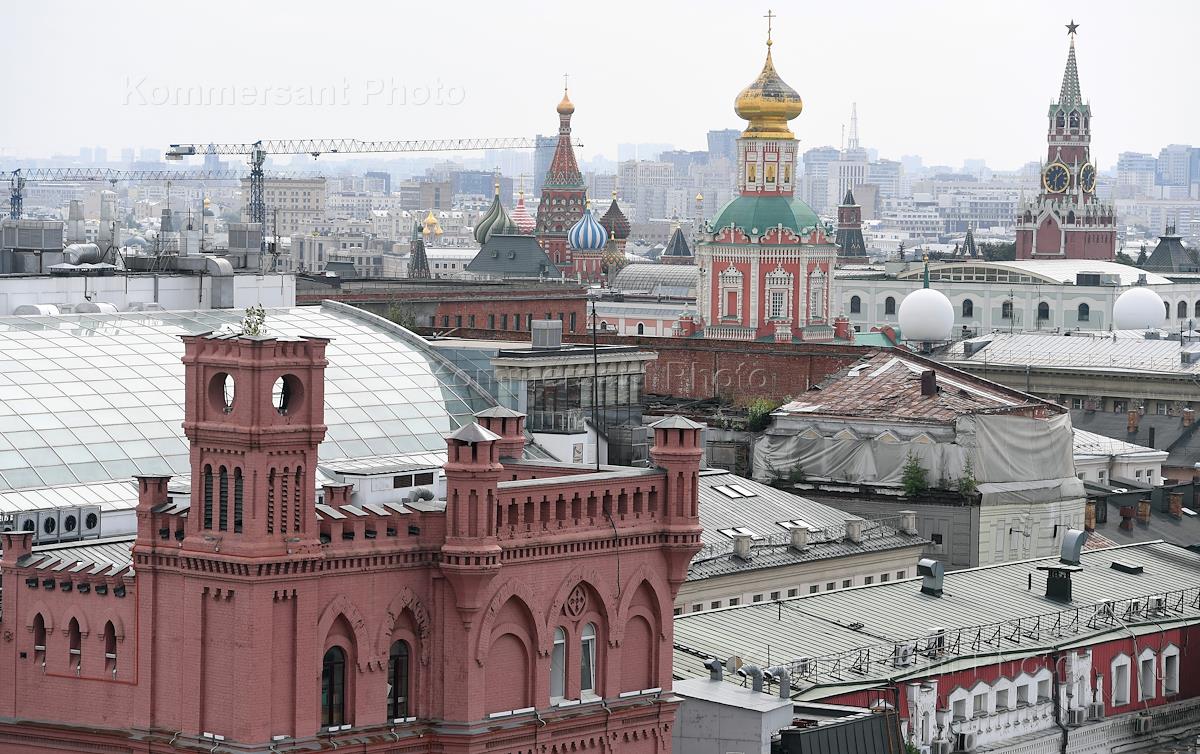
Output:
(0, 331), (703, 752)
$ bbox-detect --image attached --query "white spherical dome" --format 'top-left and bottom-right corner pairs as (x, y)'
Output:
(897, 288), (954, 342)
(1113, 287), (1165, 330)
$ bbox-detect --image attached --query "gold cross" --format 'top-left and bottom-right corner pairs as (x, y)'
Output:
(764, 9), (775, 45)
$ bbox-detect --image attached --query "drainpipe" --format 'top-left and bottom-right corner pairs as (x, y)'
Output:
(1051, 650), (1069, 754)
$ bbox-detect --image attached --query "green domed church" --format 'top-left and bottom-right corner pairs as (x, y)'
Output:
(691, 16), (838, 343)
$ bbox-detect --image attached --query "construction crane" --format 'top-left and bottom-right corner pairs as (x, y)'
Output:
(165, 137), (566, 268)
(6, 167), (260, 220)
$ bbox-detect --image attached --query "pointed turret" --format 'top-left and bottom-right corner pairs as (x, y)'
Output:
(1059, 34), (1082, 108)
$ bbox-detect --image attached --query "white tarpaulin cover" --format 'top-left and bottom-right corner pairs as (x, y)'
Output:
(753, 412), (1078, 493)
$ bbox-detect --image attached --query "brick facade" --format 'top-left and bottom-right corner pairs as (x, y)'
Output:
(0, 332), (703, 753)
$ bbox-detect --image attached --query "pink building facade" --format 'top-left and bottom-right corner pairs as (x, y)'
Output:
(0, 333), (703, 753)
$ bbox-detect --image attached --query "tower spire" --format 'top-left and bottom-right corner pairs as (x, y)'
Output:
(847, 102), (859, 151)
(1059, 22), (1082, 107)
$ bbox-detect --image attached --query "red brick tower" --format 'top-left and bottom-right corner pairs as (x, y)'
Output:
(535, 87), (587, 271)
(1015, 22), (1117, 260)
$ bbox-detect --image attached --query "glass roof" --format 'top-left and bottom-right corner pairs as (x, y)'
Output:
(0, 302), (497, 492)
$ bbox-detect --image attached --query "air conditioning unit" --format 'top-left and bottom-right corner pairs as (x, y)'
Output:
(58, 507), (82, 542)
(14, 512), (38, 538)
(892, 642), (915, 668)
(1133, 714), (1154, 734)
(1087, 702), (1105, 721)
(1067, 707), (1086, 726)
(954, 732), (977, 753)
(79, 506), (102, 539)
(789, 656), (812, 678)
(36, 509), (61, 545)
(930, 741), (953, 754)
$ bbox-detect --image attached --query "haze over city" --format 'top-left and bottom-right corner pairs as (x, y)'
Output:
(2, 0), (1197, 169)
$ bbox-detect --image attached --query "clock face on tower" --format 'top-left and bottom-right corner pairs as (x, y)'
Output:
(1080, 163), (1097, 193)
(1043, 162), (1070, 193)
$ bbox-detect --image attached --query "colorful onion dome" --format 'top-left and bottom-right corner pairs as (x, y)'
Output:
(567, 202), (608, 251)
(511, 191), (536, 234)
(734, 32), (803, 139)
(473, 184), (504, 244)
(599, 192), (630, 240)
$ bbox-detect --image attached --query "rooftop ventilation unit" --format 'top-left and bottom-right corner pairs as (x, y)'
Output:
(1037, 564), (1082, 602)
(531, 319), (564, 349)
(918, 558), (944, 597)
(1060, 528), (1088, 565)
(735, 664), (764, 693)
(702, 657), (723, 682)
(79, 506), (101, 539)
(58, 507), (82, 542)
(954, 732), (977, 753)
(36, 509), (61, 545)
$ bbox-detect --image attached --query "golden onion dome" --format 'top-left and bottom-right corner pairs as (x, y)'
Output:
(734, 40), (802, 139)
(556, 87), (575, 116)
(423, 209), (439, 228)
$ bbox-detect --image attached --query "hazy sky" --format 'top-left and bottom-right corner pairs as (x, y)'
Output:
(2, 1), (1196, 170)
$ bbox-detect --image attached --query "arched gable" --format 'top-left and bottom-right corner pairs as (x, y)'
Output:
(24, 601), (55, 633)
(476, 578), (548, 667)
(376, 587), (431, 666)
(614, 564), (672, 643)
(547, 565), (614, 633)
(317, 595), (374, 672)
(94, 610), (126, 643)
(62, 611), (90, 639)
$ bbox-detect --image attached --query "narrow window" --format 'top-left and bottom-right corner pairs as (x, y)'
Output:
(33, 613), (46, 663)
(1078, 303), (1090, 321)
(218, 466), (229, 531)
(884, 296), (896, 316)
(580, 623), (597, 696)
(1140, 655), (1156, 700)
(233, 468), (244, 533)
(962, 298), (974, 318)
(850, 295), (861, 314)
(1002, 301), (1013, 319)
(1179, 301), (1188, 319)
(203, 464), (213, 529)
(387, 641), (410, 719)
(1037, 302), (1050, 321)
(104, 621), (117, 674)
(1165, 653), (1179, 695)
(68, 618), (81, 671)
(322, 647), (347, 727)
(550, 628), (566, 700)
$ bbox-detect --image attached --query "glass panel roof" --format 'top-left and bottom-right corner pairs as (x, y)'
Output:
(0, 303), (497, 492)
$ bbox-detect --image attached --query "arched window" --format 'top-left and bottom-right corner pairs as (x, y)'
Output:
(580, 623), (598, 696)
(1001, 301), (1013, 320)
(884, 297), (896, 316)
(33, 613), (46, 663)
(202, 464), (213, 529)
(636, 322), (645, 335)
(1179, 301), (1188, 319)
(322, 647), (347, 728)
(550, 627), (567, 700)
(850, 295), (861, 314)
(1037, 302), (1050, 321)
(1195, 300), (1200, 319)
(962, 299), (974, 318)
(1165, 301), (1171, 319)
(1069, 111), (1080, 129)
(1078, 303), (1090, 322)
(387, 641), (410, 720)
(103, 621), (117, 674)
(68, 618), (81, 671)
(1055, 112), (1065, 128)
(218, 465), (229, 531)
(233, 468), (244, 534)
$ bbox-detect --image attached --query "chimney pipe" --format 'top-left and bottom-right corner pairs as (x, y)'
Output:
(1184, 408), (1195, 427)
(732, 533), (753, 561)
(1137, 499), (1151, 525)
(898, 510), (918, 535)
(1148, 426), (1156, 448)
(789, 526), (809, 551)
(845, 517), (864, 544)
(1168, 492), (1183, 519)
(766, 666), (791, 699)
(1127, 410), (1140, 434)
(703, 657), (723, 682)
(920, 370), (937, 396)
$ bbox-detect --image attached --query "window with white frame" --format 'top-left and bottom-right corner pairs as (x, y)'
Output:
(1163, 645), (1180, 695)
(1139, 649), (1156, 701)
(719, 266), (743, 319)
(769, 290), (787, 319)
(580, 623), (598, 696)
(1112, 654), (1131, 706)
(766, 268), (792, 320)
(550, 627), (566, 700)
(994, 687), (1010, 710)
(808, 269), (827, 322)
(971, 684), (989, 717)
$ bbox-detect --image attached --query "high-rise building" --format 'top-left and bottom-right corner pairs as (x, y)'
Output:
(1157, 144), (1195, 188)
(706, 129), (740, 163)
(1015, 23), (1116, 260)
(690, 20), (838, 343)
(534, 88), (587, 271)
(799, 146), (839, 212)
(1116, 152), (1157, 199)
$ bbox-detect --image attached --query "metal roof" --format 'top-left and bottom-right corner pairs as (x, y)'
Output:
(610, 264), (699, 294)
(691, 471), (923, 581)
(0, 302), (498, 492)
(0, 479), (137, 514)
(943, 331), (1200, 375)
(899, 260), (1172, 286)
(673, 540), (1200, 696)
(1072, 429), (1166, 461)
(16, 535), (135, 576)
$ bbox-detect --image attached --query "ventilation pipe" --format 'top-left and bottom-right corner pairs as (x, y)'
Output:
(732, 533), (753, 561)
(845, 517), (864, 544)
(918, 558), (944, 597)
(920, 370), (937, 396)
(703, 657), (723, 682)
(63, 243), (103, 265)
(1060, 529), (1088, 565)
(789, 526), (809, 551)
(899, 510), (918, 535)
(766, 666), (791, 699)
(736, 664), (764, 693)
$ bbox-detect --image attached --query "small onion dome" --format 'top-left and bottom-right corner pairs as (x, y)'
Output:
(897, 288), (954, 342)
(511, 191), (536, 234)
(422, 209), (440, 235)
(568, 204), (608, 251)
(1113, 286), (1166, 330)
(599, 194), (630, 240)
(473, 186), (504, 244)
(557, 87), (575, 116)
(734, 41), (803, 139)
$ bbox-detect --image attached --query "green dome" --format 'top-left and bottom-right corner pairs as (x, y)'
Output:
(709, 195), (822, 237)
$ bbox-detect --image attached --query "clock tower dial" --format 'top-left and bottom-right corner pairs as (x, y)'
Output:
(1043, 163), (1070, 194)
(1080, 163), (1096, 193)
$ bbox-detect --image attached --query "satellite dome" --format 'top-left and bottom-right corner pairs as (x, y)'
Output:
(897, 288), (954, 342)
(1113, 286), (1165, 330)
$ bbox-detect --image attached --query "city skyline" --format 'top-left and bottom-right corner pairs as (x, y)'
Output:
(2, 0), (1196, 171)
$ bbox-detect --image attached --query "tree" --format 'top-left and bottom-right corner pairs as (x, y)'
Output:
(746, 397), (783, 432)
(979, 241), (1016, 261)
(1115, 251), (1136, 266)
(957, 456), (978, 495)
(901, 452), (928, 496)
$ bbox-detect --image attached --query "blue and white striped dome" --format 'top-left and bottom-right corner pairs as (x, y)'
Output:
(567, 206), (609, 251)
